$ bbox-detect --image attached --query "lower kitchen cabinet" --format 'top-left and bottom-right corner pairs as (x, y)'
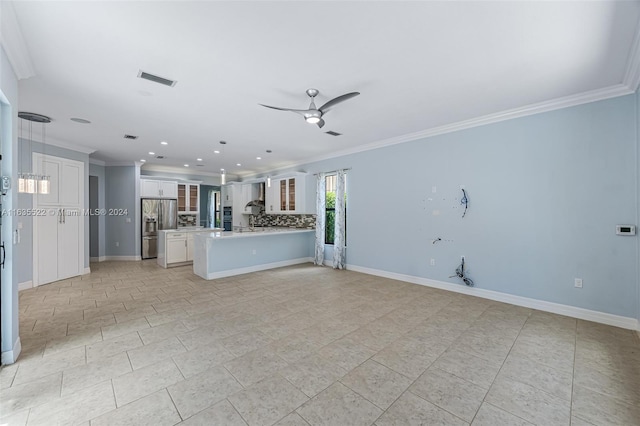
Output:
(166, 233), (188, 264)
(158, 230), (198, 267)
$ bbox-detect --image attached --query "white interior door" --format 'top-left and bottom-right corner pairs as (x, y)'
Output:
(34, 156), (61, 206)
(36, 213), (59, 285)
(58, 209), (81, 280)
(60, 162), (82, 207)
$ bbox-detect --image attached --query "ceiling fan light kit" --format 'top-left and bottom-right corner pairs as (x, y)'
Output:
(260, 88), (359, 130)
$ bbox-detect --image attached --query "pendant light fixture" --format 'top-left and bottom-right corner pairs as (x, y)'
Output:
(18, 112), (52, 195)
(220, 168), (226, 185)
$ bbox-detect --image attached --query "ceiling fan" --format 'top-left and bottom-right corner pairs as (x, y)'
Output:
(259, 88), (360, 128)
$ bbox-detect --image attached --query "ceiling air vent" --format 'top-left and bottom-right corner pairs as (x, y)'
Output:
(124, 134), (138, 140)
(155, 155), (165, 159)
(325, 131), (342, 136)
(137, 70), (177, 87)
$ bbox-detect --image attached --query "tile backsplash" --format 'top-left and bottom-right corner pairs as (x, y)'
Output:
(178, 214), (198, 227)
(253, 213), (316, 228)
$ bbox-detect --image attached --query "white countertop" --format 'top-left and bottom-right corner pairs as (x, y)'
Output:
(159, 227), (222, 234)
(194, 227), (314, 240)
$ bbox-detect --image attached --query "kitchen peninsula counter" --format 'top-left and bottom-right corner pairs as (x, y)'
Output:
(193, 228), (314, 279)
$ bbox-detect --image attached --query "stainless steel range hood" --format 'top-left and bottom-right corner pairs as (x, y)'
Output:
(245, 182), (265, 208)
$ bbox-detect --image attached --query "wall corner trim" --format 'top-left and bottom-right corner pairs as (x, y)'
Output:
(347, 264), (639, 331)
(1, 337), (22, 365)
(18, 281), (33, 292)
(83, 267), (91, 275)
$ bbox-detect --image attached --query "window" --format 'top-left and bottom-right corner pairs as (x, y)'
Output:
(325, 174), (346, 245)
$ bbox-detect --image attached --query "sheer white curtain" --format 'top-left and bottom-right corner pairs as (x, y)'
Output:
(314, 172), (326, 265)
(332, 169), (346, 269)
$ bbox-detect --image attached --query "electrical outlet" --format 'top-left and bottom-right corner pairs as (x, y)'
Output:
(125, 218), (131, 223)
(574, 278), (583, 288)
(430, 258), (436, 266)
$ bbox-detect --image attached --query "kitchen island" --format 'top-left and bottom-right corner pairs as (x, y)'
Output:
(193, 228), (314, 280)
(157, 227), (223, 268)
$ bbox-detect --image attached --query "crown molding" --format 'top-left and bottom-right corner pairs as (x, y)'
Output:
(623, 16), (640, 92)
(104, 161), (138, 167)
(269, 83), (634, 174)
(140, 164), (236, 180)
(89, 158), (106, 166)
(41, 136), (96, 155)
(0, 1), (36, 80)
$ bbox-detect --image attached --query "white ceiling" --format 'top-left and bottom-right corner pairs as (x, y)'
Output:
(10, 1), (640, 177)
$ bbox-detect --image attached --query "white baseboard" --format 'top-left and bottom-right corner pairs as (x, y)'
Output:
(347, 264), (639, 331)
(1, 337), (21, 365)
(201, 257), (313, 280)
(18, 280), (33, 292)
(90, 256), (107, 262)
(103, 255), (142, 261)
(83, 267), (91, 275)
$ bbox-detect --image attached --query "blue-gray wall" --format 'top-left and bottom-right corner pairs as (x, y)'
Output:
(16, 139), (90, 283)
(255, 94), (640, 320)
(105, 166), (138, 257)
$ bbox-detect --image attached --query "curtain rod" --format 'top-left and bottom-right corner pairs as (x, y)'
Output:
(313, 168), (351, 176)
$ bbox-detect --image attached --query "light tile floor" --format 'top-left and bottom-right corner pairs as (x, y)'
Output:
(1, 261), (639, 426)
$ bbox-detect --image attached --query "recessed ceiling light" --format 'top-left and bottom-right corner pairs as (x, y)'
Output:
(256, 157), (261, 160)
(196, 158), (203, 162)
(236, 163), (241, 166)
(148, 151), (155, 155)
(214, 150), (220, 154)
(184, 164), (189, 167)
(70, 118), (91, 124)
(140, 159), (146, 162)
(160, 141), (168, 145)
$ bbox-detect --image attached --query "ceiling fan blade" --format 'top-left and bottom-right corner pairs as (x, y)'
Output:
(317, 118), (325, 129)
(318, 92), (360, 113)
(259, 104), (308, 116)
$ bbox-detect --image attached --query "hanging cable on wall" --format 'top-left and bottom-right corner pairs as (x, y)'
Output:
(460, 188), (469, 218)
(450, 256), (474, 286)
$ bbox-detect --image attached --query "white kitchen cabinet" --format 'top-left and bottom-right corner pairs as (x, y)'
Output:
(32, 153), (85, 286)
(266, 175), (307, 214)
(140, 179), (178, 198)
(166, 233), (188, 264)
(178, 183), (199, 213)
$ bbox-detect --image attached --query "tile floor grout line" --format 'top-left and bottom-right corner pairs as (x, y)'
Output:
(164, 386), (185, 421)
(467, 309), (532, 425)
(569, 317), (578, 425)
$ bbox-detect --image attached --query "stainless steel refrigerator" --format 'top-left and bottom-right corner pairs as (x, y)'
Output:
(141, 198), (178, 259)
